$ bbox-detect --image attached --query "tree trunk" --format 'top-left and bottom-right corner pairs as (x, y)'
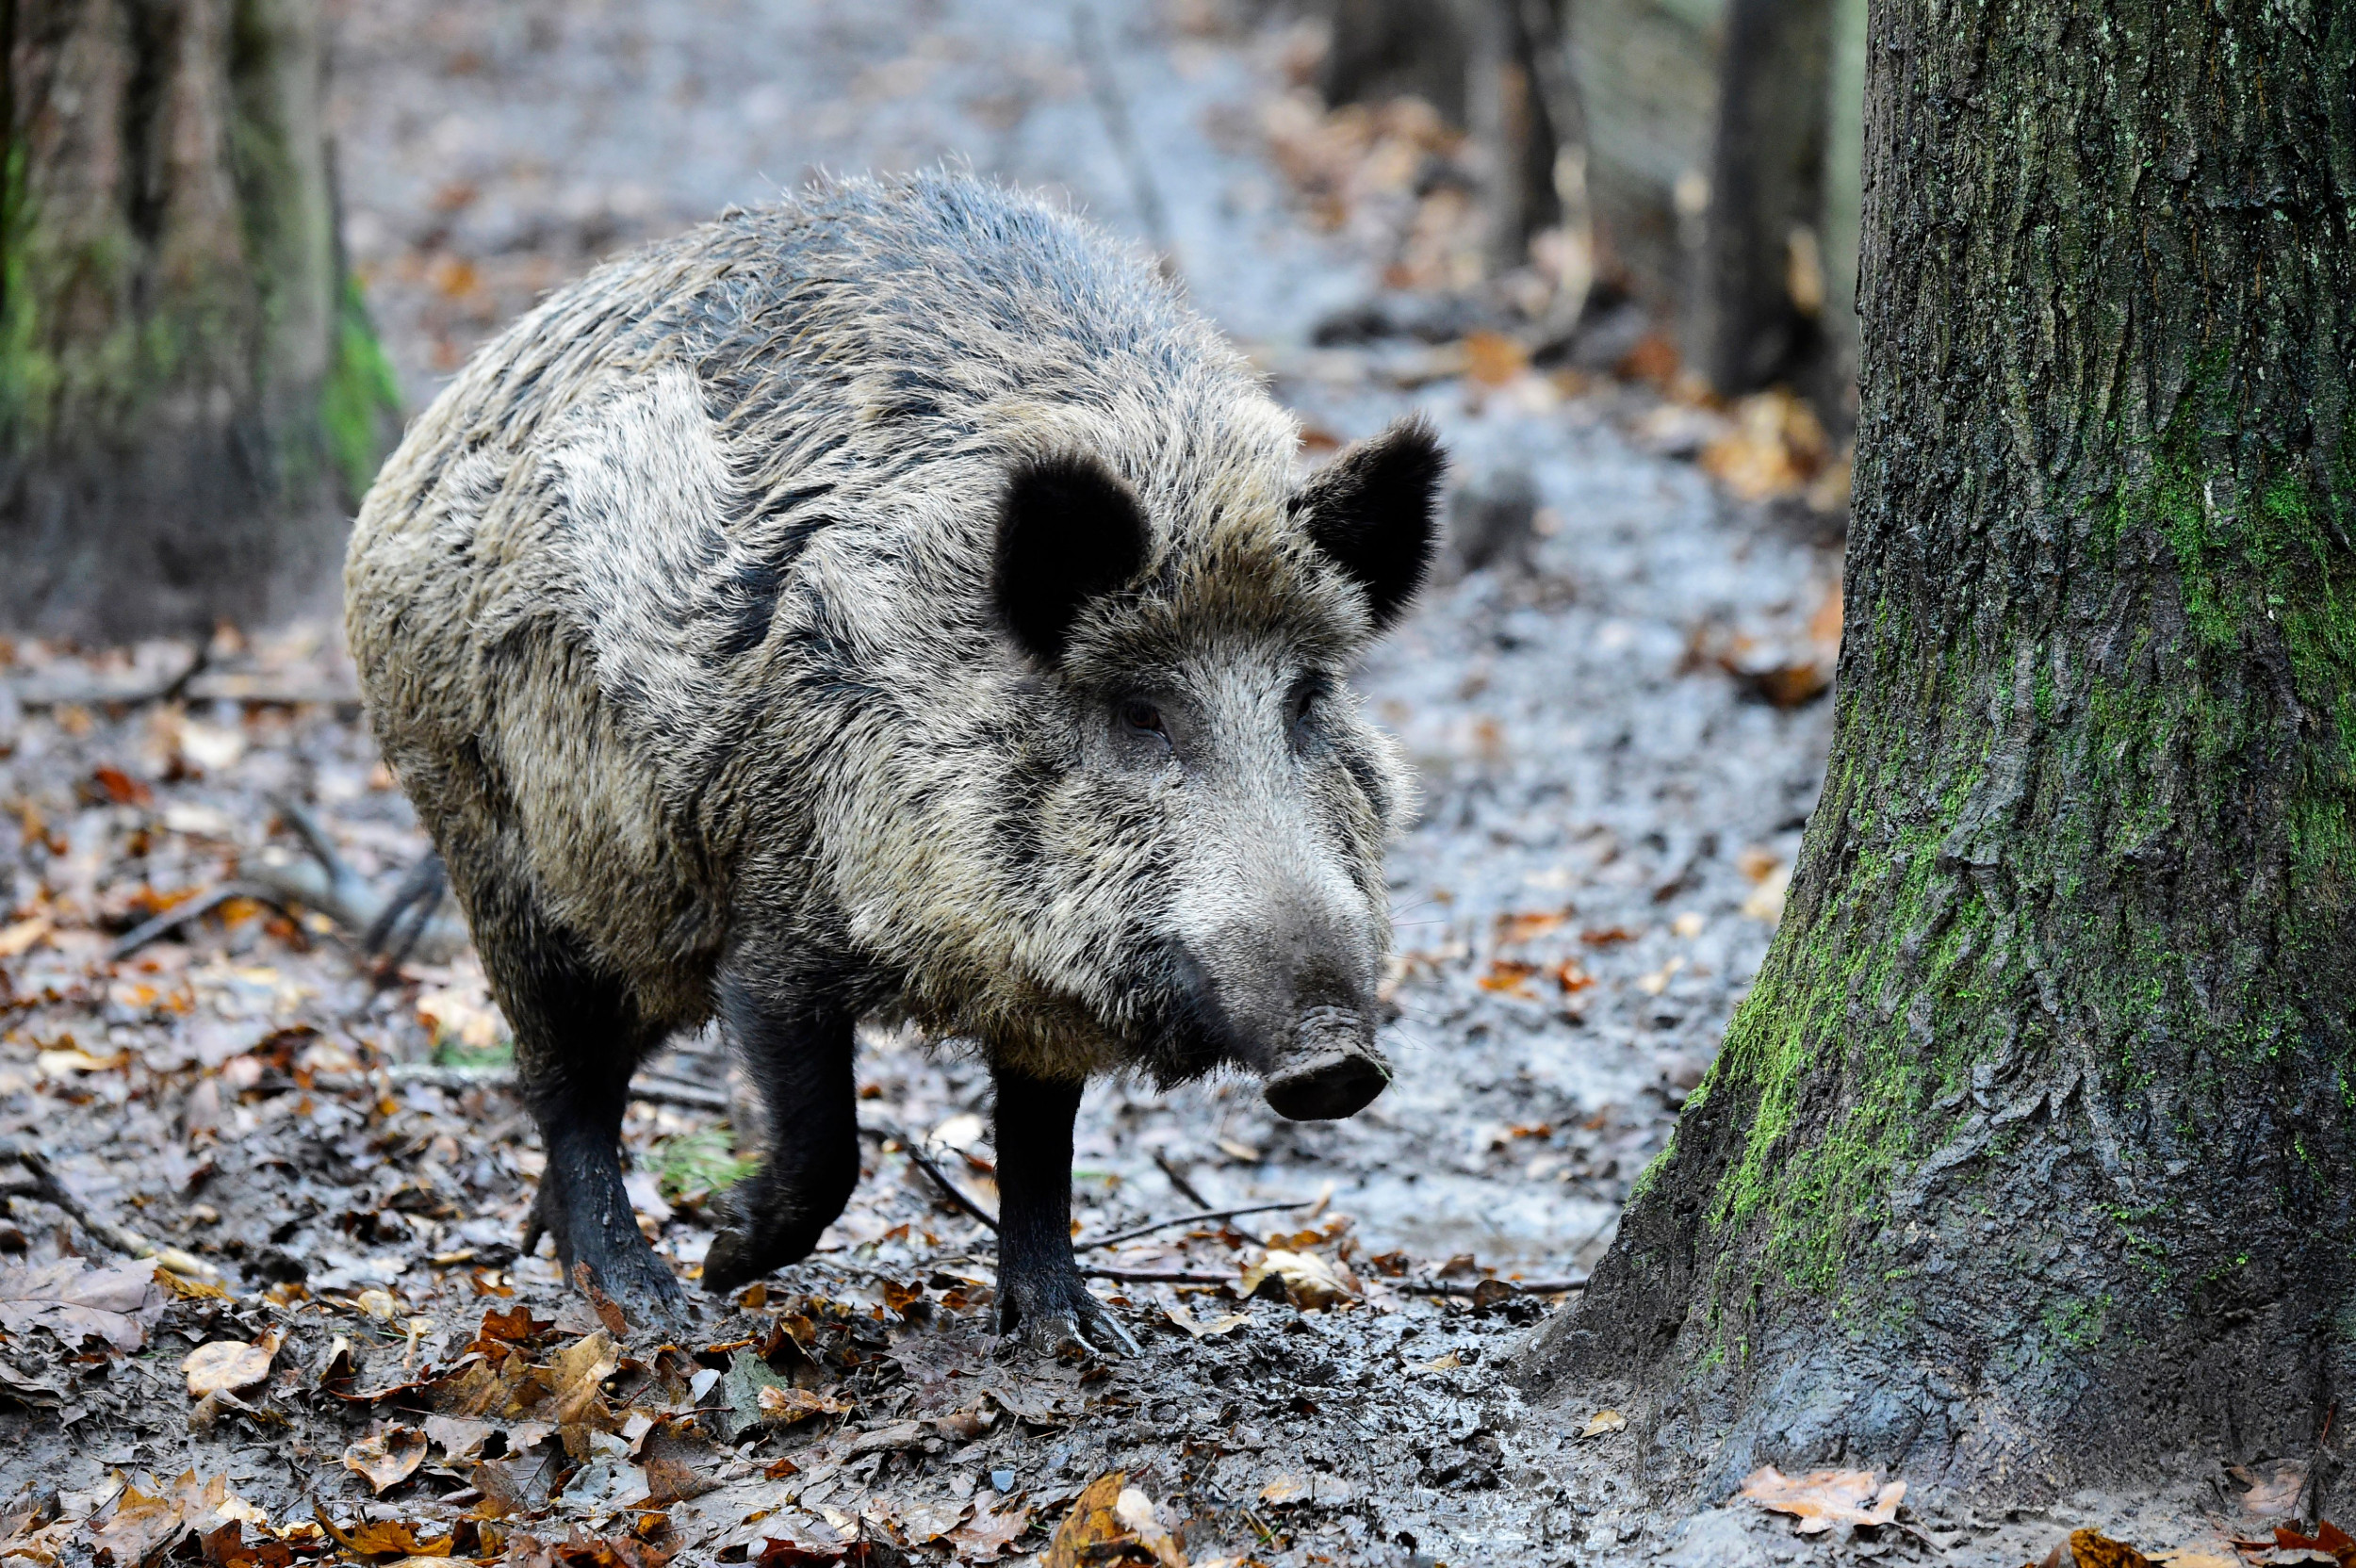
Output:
(1527, 0), (2356, 1505)
(1683, 0), (1833, 397)
(0, 0), (398, 640)
(1560, 0), (1726, 322)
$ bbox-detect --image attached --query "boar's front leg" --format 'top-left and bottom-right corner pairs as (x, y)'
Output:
(491, 943), (688, 1323)
(700, 976), (859, 1296)
(990, 1067), (1139, 1356)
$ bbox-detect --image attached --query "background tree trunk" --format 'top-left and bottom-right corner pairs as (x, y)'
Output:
(1527, 0), (2356, 1504)
(0, 0), (398, 641)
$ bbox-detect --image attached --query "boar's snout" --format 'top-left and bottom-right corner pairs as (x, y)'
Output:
(1263, 1004), (1390, 1120)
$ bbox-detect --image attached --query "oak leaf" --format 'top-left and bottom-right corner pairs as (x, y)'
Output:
(0, 1258), (165, 1352)
(344, 1427), (429, 1494)
(184, 1329), (282, 1397)
(1739, 1465), (1905, 1535)
(944, 1495), (1030, 1561)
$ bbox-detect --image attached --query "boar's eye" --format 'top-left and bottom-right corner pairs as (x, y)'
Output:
(1286, 675), (1330, 731)
(1119, 697), (1169, 742)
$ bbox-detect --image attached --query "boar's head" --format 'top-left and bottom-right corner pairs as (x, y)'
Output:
(988, 417), (1445, 1120)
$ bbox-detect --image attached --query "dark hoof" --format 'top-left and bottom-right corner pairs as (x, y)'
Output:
(1264, 1045), (1389, 1120)
(700, 1227), (765, 1297)
(996, 1273), (1139, 1358)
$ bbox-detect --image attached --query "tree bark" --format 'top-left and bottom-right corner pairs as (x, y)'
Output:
(0, 0), (398, 640)
(1527, 0), (2356, 1505)
(1683, 0), (1834, 397)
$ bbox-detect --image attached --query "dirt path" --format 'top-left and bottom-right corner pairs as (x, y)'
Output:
(0, 4), (1855, 1563)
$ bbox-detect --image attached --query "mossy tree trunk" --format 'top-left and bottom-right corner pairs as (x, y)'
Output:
(1, 0), (399, 640)
(1529, 0), (2356, 1502)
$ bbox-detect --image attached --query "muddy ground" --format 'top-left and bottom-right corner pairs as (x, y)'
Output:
(0, 3), (2272, 1565)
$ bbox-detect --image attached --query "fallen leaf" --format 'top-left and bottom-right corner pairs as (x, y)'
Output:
(1580, 926), (1640, 947)
(1112, 1486), (1186, 1568)
(845, 1420), (926, 1455)
(185, 1329), (283, 1397)
(90, 1485), (188, 1567)
(756, 1385), (855, 1424)
(1238, 1249), (1360, 1309)
(944, 1494), (1030, 1560)
(2061, 1528), (2155, 1568)
(0, 1257), (165, 1352)
(1258, 1475), (1309, 1504)
(1579, 1409), (1627, 1438)
(2232, 1459), (2310, 1519)
(549, 1331), (622, 1429)
(1478, 958), (1543, 994)
(1409, 1351), (1460, 1372)
(199, 1520), (297, 1568)
(2280, 1521), (2356, 1567)
(1461, 329), (1530, 387)
(1493, 908), (1570, 945)
(1553, 959), (1595, 993)
(1742, 862), (1792, 923)
(1739, 1465), (1906, 1535)
(343, 1427), (429, 1494)
(421, 1414), (495, 1462)
(1043, 1472), (1178, 1568)
(312, 1509), (453, 1560)
(1163, 1303), (1249, 1339)
(0, 915), (51, 957)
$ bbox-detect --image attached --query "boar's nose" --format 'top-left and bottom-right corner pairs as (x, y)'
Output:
(1263, 1003), (1390, 1121)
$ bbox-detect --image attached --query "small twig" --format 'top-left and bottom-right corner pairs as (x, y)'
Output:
(1078, 1202), (1312, 1253)
(342, 1062), (731, 1114)
(0, 1141), (221, 1280)
(1153, 1150), (1212, 1210)
(1397, 1277), (1586, 1298)
(108, 881), (292, 961)
(1083, 1268), (1233, 1285)
(887, 1132), (1002, 1233)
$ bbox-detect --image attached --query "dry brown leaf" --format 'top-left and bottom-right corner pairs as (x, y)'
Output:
(548, 1331), (622, 1429)
(184, 1329), (282, 1397)
(1163, 1303), (1249, 1339)
(0, 915), (51, 957)
(2060, 1528), (2155, 1568)
(1238, 1249), (1360, 1309)
(343, 1426), (429, 1494)
(945, 1494), (1031, 1560)
(89, 1485), (188, 1567)
(755, 1385), (854, 1423)
(1477, 958), (1543, 995)
(1461, 330), (1530, 387)
(0, 1257), (165, 1352)
(1043, 1472), (1180, 1568)
(312, 1510), (453, 1560)
(1579, 1409), (1627, 1438)
(2232, 1460), (2310, 1518)
(1739, 1465), (1905, 1535)
(1493, 908), (1570, 945)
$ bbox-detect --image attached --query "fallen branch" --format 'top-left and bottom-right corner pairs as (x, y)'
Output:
(1078, 1202), (1312, 1252)
(109, 881), (297, 961)
(329, 1062), (731, 1114)
(1152, 1150), (1212, 1210)
(884, 1131), (1002, 1233)
(1398, 1276), (1586, 1298)
(1083, 1268), (1233, 1285)
(0, 1140), (221, 1280)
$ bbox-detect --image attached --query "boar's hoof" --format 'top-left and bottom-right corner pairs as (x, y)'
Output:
(1264, 1012), (1389, 1120)
(996, 1274), (1140, 1358)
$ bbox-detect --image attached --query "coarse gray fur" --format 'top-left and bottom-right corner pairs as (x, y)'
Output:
(345, 171), (1441, 1337)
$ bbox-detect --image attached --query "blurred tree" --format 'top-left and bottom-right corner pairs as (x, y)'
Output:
(1531, 0), (2354, 1500)
(0, 0), (400, 640)
(1684, 0), (1867, 422)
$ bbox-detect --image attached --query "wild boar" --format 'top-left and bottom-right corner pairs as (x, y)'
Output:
(344, 172), (1443, 1351)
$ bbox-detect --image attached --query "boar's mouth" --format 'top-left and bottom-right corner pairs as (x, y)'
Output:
(1263, 1004), (1389, 1121)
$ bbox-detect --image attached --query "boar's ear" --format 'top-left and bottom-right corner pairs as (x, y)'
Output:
(1289, 416), (1447, 630)
(993, 451), (1153, 666)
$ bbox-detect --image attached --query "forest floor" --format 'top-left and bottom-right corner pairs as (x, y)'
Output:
(0, 3), (2279, 1565)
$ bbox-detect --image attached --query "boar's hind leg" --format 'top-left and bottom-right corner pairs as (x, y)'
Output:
(700, 979), (859, 1295)
(484, 931), (687, 1319)
(991, 1067), (1140, 1357)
